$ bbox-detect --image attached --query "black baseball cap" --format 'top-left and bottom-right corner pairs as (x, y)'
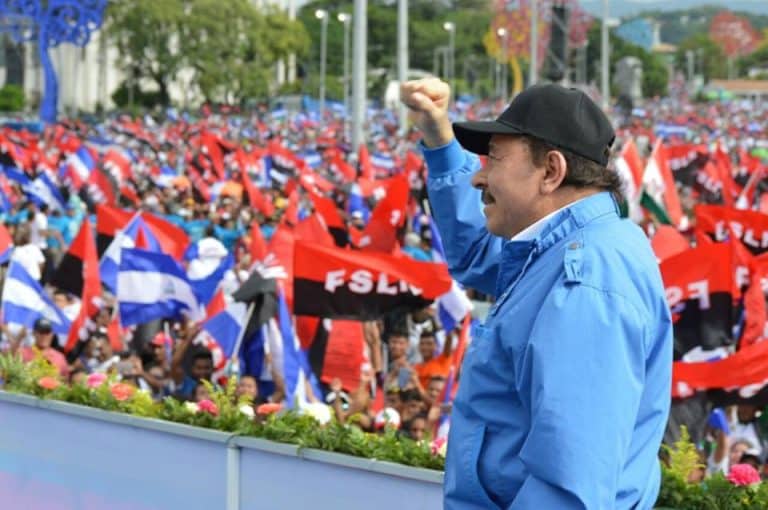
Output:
(33, 317), (53, 333)
(453, 84), (615, 166)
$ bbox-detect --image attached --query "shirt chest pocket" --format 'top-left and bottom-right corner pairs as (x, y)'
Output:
(465, 322), (494, 367)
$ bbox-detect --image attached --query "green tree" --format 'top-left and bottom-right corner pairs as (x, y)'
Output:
(183, 0), (309, 104)
(0, 84), (24, 112)
(105, 0), (186, 106)
(298, 0), (492, 101)
(675, 33), (727, 81)
(106, 0), (309, 107)
(738, 41), (768, 77)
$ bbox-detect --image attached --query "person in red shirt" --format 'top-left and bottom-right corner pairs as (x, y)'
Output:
(9, 318), (70, 377)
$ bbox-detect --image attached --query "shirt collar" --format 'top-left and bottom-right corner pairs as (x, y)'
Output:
(509, 197), (588, 242)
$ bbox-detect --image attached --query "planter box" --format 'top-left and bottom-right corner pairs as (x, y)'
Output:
(0, 391), (443, 510)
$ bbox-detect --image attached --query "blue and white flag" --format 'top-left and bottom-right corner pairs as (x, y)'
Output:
(203, 301), (248, 358)
(116, 248), (203, 327)
(25, 172), (66, 211)
(188, 253), (234, 306)
(347, 183), (370, 223)
(155, 165), (177, 188)
(64, 146), (96, 189)
(276, 292), (321, 408)
(1, 261), (71, 335)
(371, 152), (395, 171)
(100, 214), (162, 292)
(427, 214), (472, 332)
(297, 150), (322, 169)
(0, 187), (13, 214)
(3, 165), (30, 186)
(437, 280), (473, 333)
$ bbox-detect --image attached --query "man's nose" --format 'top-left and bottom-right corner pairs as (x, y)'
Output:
(471, 168), (486, 190)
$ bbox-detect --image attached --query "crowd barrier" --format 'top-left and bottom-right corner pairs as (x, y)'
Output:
(0, 391), (443, 510)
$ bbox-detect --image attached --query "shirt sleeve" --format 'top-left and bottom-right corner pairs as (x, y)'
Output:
(423, 139), (503, 296)
(509, 284), (648, 510)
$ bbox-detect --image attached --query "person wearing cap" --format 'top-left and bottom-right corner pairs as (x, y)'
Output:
(401, 78), (672, 509)
(9, 318), (70, 377)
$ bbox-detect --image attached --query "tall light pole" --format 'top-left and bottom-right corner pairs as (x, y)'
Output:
(530, 0), (538, 86)
(601, 0), (610, 109)
(443, 21), (455, 95)
(315, 9), (329, 120)
(497, 27), (508, 104)
(287, 0), (297, 82)
(351, 0), (367, 152)
(338, 12), (351, 139)
(397, 0), (409, 136)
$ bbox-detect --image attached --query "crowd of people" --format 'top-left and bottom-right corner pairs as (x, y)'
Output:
(0, 83), (767, 471)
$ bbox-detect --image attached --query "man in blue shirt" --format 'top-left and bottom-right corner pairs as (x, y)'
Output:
(401, 79), (672, 509)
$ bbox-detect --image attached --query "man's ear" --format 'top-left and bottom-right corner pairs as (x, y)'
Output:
(539, 150), (568, 194)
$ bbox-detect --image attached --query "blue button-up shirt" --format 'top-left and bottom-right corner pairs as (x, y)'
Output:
(425, 140), (672, 510)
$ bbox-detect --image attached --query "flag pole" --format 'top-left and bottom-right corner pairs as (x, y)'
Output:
(228, 302), (256, 378)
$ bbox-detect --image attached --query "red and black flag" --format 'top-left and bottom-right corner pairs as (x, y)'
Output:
(57, 220), (101, 353)
(673, 340), (768, 400)
(293, 241), (452, 319)
(50, 219), (100, 297)
(358, 173), (409, 253)
(695, 204), (768, 255)
(660, 243), (739, 361)
(310, 192), (348, 247)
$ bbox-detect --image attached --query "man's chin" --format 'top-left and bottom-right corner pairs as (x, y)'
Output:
(485, 219), (507, 238)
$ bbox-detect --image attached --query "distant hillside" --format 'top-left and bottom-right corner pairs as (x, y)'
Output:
(581, 1), (768, 19)
(582, 3), (768, 46)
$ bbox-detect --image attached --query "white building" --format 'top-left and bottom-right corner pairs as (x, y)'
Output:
(6, 0), (299, 115)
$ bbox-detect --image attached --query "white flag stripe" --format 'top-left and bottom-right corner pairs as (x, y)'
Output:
(117, 271), (199, 311)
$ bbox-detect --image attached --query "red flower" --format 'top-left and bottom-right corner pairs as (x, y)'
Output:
(197, 399), (219, 416)
(727, 464), (761, 486)
(37, 376), (60, 390)
(109, 383), (135, 402)
(256, 402), (282, 415)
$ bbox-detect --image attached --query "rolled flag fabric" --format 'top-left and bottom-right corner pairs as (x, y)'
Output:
(1, 261), (71, 335)
(116, 248), (203, 327)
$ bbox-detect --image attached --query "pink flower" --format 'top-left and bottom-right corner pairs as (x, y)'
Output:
(197, 399), (219, 416)
(86, 373), (107, 389)
(256, 402), (282, 415)
(727, 464), (762, 486)
(109, 382), (135, 402)
(37, 376), (60, 390)
(430, 437), (447, 457)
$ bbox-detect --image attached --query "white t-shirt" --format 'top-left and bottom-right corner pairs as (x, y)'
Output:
(29, 212), (48, 249)
(10, 244), (46, 281)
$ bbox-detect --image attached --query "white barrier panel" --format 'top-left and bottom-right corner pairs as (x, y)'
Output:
(0, 391), (443, 510)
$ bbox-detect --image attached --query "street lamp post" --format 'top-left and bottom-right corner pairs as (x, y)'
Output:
(530, 0), (538, 86)
(497, 27), (508, 104)
(601, 0), (610, 109)
(315, 9), (329, 120)
(397, 0), (409, 136)
(443, 21), (455, 95)
(350, 0), (367, 152)
(338, 12), (351, 138)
